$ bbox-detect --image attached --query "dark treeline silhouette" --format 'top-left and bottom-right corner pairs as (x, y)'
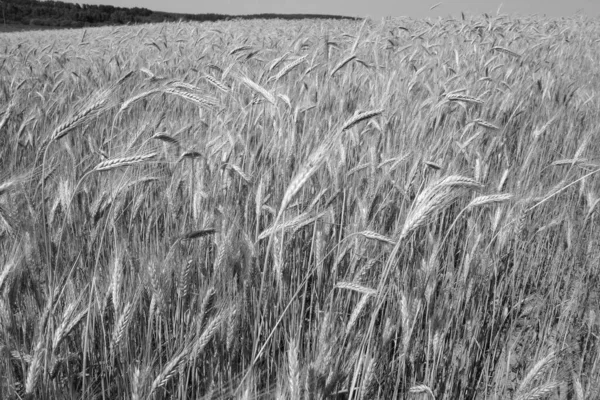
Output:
(0, 0), (357, 29)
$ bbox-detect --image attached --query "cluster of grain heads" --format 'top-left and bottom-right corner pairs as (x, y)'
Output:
(147, 348), (189, 398)
(1, 14), (600, 400)
(398, 175), (482, 240)
(147, 306), (228, 398)
(514, 351), (562, 400)
(439, 192), (514, 247)
(276, 108), (383, 223)
(51, 300), (88, 352)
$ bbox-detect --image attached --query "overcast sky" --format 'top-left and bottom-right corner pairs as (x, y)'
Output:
(60, 0), (600, 18)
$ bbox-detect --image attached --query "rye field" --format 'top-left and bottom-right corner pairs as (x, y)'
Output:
(0, 14), (599, 399)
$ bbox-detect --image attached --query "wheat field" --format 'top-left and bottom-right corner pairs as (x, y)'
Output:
(0, 14), (599, 399)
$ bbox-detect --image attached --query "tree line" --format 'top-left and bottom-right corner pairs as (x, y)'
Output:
(0, 0), (356, 29)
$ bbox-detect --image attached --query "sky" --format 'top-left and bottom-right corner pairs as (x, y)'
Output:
(60, 0), (600, 19)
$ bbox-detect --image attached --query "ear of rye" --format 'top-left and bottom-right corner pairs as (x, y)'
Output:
(277, 137), (333, 221)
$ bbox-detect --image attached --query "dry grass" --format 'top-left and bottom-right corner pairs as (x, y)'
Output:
(0, 13), (599, 400)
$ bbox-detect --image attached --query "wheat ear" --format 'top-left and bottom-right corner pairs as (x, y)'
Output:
(288, 338), (301, 399)
(51, 89), (111, 141)
(330, 54), (356, 77)
(240, 76), (276, 105)
(93, 153), (156, 172)
(270, 54), (308, 82)
(341, 109), (384, 131)
(163, 87), (219, 109)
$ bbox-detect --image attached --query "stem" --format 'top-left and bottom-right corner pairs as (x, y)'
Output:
(527, 167), (600, 212)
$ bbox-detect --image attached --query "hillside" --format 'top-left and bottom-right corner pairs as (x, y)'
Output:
(0, 0), (356, 31)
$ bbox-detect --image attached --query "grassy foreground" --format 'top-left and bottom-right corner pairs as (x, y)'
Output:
(0, 15), (599, 399)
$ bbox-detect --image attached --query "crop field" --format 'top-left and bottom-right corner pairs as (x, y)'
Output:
(0, 14), (599, 399)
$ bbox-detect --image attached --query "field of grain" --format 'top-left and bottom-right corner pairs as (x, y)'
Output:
(0, 15), (599, 399)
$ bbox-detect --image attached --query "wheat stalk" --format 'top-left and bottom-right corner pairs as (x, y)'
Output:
(131, 367), (141, 400)
(258, 211), (324, 240)
(110, 300), (135, 357)
(516, 351), (558, 395)
(93, 153), (156, 172)
(342, 109), (384, 131)
(53, 308), (87, 351)
(25, 339), (45, 395)
(118, 89), (162, 114)
(230, 45), (253, 55)
(330, 53), (356, 77)
(170, 80), (202, 92)
(148, 349), (188, 398)
(473, 118), (500, 130)
(354, 230), (395, 245)
(345, 294), (371, 336)
(515, 382), (560, 400)
(226, 303), (238, 352)
(277, 135), (337, 222)
(204, 74), (231, 93)
(551, 158), (588, 167)
(268, 51), (291, 71)
(240, 76), (276, 105)
(163, 87), (219, 109)
(467, 193), (514, 209)
(400, 175), (482, 240)
(224, 163), (252, 184)
(288, 338), (301, 399)
(335, 281), (377, 297)
(409, 384), (435, 399)
(0, 100), (14, 132)
(270, 54), (308, 82)
(51, 89), (112, 141)
(191, 310), (226, 358)
(446, 93), (484, 105)
(151, 132), (180, 147)
(492, 46), (522, 58)
(180, 228), (216, 240)
(179, 259), (192, 300)
(0, 249), (19, 292)
(110, 249), (123, 313)
(197, 287), (216, 333)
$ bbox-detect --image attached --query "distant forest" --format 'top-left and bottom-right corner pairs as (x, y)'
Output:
(0, 0), (357, 29)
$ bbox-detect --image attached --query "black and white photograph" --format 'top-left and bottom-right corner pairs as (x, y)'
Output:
(0, 0), (599, 398)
